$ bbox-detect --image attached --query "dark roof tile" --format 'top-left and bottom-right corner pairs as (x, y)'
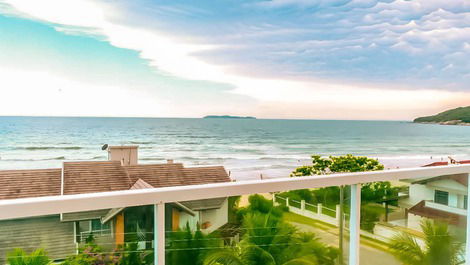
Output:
(63, 161), (131, 195)
(0, 169), (61, 199)
(0, 161), (230, 199)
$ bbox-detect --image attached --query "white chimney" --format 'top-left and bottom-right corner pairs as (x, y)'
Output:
(108, 145), (139, 166)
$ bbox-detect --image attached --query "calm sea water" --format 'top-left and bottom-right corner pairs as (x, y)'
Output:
(1, 117), (469, 180)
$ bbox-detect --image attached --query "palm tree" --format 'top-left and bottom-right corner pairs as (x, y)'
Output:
(203, 243), (317, 265)
(7, 249), (51, 265)
(203, 212), (337, 265)
(389, 220), (464, 265)
(166, 223), (223, 265)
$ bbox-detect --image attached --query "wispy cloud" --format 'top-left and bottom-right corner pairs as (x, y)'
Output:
(0, 0), (469, 119)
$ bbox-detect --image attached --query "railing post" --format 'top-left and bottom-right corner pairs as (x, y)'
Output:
(336, 204), (341, 221)
(154, 203), (165, 265)
(318, 203), (322, 215)
(349, 184), (361, 265)
(301, 200), (306, 212)
(286, 198), (289, 207)
(466, 173), (470, 265)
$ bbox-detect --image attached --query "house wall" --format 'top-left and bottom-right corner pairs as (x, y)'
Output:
(178, 211), (200, 231)
(428, 179), (467, 194)
(400, 179), (467, 210)
(399, 184), (434, 208)
(0, 215), (76, 264)
(200, 199), (229, 233)
(407, 213), (425, 231)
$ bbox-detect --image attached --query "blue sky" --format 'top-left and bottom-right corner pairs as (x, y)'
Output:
(0, 0), (468, 119)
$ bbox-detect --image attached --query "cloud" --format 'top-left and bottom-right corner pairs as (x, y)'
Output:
(0, 67), (168, 117)
(0, 0), (469, 119)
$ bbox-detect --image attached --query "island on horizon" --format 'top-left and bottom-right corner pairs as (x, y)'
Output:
(203, 115), (256, 119)
(413, 106), (470, 126)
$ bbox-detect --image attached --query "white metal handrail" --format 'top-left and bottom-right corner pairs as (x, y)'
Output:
(0, 164), (469, 265)
(0, 164), (469, 220)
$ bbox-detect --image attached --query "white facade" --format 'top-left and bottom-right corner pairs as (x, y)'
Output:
(200, 199), (229, 233)
(401, 178), (467, 210)
(177, 198), (229, 233)
(399, 176), (467, 231)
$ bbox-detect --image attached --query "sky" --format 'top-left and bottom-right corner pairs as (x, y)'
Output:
(0, 0), (468, 120)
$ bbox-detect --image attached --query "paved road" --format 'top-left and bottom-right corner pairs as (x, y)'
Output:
(292, 222), (401, 265)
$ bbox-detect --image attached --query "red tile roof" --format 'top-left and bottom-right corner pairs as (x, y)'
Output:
(63, 161), (131, 195)
(418, 160), (470, 187)
(0, 162), (230, 199)
(423, 160), (470, 167)
(125, 163), (230, 188)
(0, 169), (61, 200)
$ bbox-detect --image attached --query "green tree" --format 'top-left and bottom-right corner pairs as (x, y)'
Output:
(389, 220), (463, 265)
(61, 241), (120, 265)
(203, 244), (317, 265)
(119, 243), (152, 265)
(236, 194), (286, 220)
(290, 154), (386, 263)
(291, 154), (384, 176)
(204, 205), (337, 265)
(7, 249), (51, 265)
(166, 223), (223, 265)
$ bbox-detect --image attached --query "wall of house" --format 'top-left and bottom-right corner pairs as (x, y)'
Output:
(178, 211), (200, 231)
(428, 179), (467, 194)
(428, 179), (467, 208)
(0, 215), (76, 263)
(200, 199), (229, 233)
(399, 184), (434, 208)
(407, 213), (425, 231)
(400, 179), (467, 210)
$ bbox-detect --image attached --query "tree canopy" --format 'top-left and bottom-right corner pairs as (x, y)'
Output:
(291, 154), (384, 177)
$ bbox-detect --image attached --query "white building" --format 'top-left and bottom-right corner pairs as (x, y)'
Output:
(399, 160), (469, 231)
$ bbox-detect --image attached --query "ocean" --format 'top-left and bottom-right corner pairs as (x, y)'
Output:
(1, 116), (470, 180)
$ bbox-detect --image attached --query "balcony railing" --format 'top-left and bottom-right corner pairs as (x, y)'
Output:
(0, 164), (470, 265)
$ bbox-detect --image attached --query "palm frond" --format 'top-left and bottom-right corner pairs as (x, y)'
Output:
(7, 248), (51, 265)
(389, 232), (425, 265)
(203, 249), (245, 265)
(241, 245), (276, 265)
(282, 257), (318, 265)
(421, 220), (464, 265)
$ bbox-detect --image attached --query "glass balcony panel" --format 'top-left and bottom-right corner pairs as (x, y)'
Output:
(0, 205), (156, 265)
(359, 174), (468, 265)
(165, 188), (350, 265)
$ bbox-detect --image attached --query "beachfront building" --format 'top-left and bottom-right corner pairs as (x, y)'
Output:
(0, 146), (231, 262)
(399, 160), (470, 231)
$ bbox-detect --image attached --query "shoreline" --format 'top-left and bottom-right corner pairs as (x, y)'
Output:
(414, 121), (470, 126)
(228, 155), (461, 181)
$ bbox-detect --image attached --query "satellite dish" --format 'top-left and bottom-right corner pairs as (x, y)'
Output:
(101, 144), (109, 151)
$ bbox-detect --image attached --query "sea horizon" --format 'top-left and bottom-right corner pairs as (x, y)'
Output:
(0, 115), (411, 122)
(1, 116), (469, 180)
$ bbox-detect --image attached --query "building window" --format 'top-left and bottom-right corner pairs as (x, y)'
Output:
(465, 195), (468, 210)
(91, 219), (110, 232)
(434, 190), (449, 205)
